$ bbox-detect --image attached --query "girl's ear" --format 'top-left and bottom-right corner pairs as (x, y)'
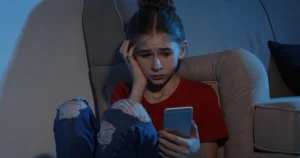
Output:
(179, 40), (187, 59)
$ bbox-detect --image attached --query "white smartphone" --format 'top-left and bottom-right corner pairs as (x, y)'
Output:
(163, 106), (193, 138)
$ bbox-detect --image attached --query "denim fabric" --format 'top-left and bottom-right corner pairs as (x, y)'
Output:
(53, 98), (98, 158)
(54, 98), (161, 158)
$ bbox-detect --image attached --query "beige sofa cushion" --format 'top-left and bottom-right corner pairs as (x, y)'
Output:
(254, 98), (300, 155)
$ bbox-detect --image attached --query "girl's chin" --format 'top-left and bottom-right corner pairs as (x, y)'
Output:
(149, 79), (166, 85)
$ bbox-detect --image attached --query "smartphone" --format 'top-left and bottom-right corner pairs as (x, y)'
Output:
(163, 106), (193, 138)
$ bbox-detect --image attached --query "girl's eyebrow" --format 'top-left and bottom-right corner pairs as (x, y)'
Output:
(158, 48), (173, 52)
(135, 47), (173, 54)
(135, 49), (151, 54)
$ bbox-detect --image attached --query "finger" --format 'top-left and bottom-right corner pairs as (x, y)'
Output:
(191, 120), (199, 139)
(158, 144), (183, 158)
(122, 40), (130, 55)
(125, 44), (137, 68)
(158, 137), (187, 155)
(127, 44), (136, 59)
(119, 40), (127, 54)
(159, 151), (170, 158)
(159, 131), (188, 147)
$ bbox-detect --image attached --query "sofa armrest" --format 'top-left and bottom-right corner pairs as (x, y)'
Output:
(253, 97), (300, 155)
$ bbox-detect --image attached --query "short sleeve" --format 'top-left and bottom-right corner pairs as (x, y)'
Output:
(196, 85), (229, 145)
(110, 82), (131, 104)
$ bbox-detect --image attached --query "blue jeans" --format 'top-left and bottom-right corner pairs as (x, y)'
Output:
(53, 98), (161, 158)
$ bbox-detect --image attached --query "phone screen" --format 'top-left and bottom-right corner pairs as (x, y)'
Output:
(163, 106), (193, 138)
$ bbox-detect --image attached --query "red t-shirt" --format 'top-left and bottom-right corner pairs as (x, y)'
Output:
(110, 77), (229, 143)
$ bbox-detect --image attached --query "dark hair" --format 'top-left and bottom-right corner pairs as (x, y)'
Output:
(126, 0), (185, 44)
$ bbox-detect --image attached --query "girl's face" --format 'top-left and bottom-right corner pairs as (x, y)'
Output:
(134, 33), (186, 86)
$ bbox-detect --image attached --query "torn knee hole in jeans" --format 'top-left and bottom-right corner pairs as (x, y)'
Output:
(97, 120), (116, 150)
(58, 98), (88, 120)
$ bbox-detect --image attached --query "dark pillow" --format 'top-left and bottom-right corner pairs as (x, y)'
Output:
(268, 41), (300, 96)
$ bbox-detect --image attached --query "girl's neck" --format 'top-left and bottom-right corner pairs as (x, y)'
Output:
(144, 75), (181, 100)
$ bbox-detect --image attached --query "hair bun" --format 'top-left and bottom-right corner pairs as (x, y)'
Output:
(138, 0), (176, 11)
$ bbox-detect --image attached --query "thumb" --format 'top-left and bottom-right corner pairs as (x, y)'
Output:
(191, 120), (199, 139)
(190, 120), (201, 153)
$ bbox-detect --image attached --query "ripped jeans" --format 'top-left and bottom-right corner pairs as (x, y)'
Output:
(53, 98), (161, 158)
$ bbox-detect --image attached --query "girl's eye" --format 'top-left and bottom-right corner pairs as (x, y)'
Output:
(139, 53), (152, 58)
(161, 52), (172, 58)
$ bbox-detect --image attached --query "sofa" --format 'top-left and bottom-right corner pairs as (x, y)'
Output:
(82, 0), (300, 158)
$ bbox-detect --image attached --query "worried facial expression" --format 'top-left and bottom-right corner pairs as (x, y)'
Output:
(133, 33), (186, 86)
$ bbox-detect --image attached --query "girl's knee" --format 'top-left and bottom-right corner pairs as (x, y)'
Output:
(56, 97), (92, 120)
(96, 99), (155, 153)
